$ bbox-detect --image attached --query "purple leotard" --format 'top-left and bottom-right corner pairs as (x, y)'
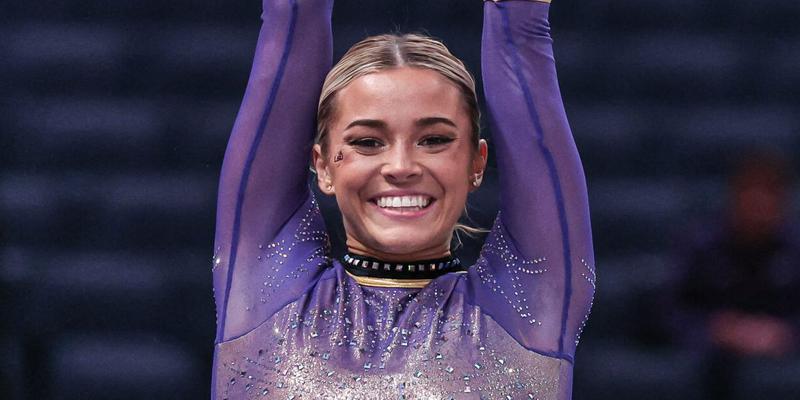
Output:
(211, 0), (595, 398)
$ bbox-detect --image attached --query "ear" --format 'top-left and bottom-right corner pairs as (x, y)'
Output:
(470, 139), (488, 191)
(312, 143), (336, 196)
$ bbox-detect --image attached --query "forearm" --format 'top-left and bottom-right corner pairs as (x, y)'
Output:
(215, 0), (333, 248)
(482, 0), (590, 256)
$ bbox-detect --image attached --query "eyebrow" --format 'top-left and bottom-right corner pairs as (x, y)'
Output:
(344, 117), (457, 131)
(415, 117), (457, 129)
(344, 119), (387, 131)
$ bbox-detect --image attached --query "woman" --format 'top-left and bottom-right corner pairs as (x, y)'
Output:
(212, 0), (595, 398)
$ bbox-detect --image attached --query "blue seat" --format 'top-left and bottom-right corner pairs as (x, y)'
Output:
(733, 357), (800, 399)
(589, 178), (690, 253)
(587, 252), (675, 340)
(574, 343), (704, 400)
(50, 333), (200, 400)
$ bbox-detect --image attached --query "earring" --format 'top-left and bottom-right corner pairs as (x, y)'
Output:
(472, 173), (483, 187)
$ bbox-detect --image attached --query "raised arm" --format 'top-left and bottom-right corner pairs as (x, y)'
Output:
(470, 0), (595, 361)
(212, 0), (333, 343)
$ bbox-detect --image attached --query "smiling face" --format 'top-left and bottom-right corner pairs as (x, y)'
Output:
(313, 67), (487, 261)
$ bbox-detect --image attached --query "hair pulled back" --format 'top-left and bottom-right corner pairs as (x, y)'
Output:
(316, 33), (480, 153)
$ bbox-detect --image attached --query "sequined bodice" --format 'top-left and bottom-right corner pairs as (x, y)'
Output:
(215, 268), (567, 399)
(211, 1), (595, 399)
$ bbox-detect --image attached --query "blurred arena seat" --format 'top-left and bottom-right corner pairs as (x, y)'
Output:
(51, 333), (197, 400)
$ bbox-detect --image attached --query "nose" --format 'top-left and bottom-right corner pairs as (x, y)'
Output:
(381, 145), (422, 183)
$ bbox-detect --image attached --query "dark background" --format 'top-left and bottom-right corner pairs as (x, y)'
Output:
(1, 0), (799, 399)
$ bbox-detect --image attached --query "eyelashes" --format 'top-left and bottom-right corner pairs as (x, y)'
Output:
(346, 135), (455, 150)
(347, 138), (383, 148)
(418, 136), (455, 146)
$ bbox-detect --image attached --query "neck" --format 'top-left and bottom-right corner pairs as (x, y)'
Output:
(345, 240), (451, 263)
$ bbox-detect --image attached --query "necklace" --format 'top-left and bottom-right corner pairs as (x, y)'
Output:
(342, 253), (466, 288)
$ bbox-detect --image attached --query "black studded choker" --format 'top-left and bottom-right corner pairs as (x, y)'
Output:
(342, 253), (466, 281)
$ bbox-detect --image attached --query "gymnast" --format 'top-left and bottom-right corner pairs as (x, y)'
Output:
(211, 0), (595, 397)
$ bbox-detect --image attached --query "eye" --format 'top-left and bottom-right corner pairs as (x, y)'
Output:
(346, 137), (385, 154)
(418, 135), (455, 147)
(348, 138), (383, 148)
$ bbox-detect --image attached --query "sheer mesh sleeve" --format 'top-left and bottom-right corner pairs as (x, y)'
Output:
(212, 0), (333, 343)
(467, 0), (595, 361)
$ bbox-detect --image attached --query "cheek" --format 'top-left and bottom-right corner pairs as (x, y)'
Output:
(427, 155), (472, 198)
(439, 164), (470, 187)
(331, 153), (379, 195)
(440, 147), (474, 178)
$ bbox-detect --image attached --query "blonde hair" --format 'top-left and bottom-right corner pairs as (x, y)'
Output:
(316, 33), (488, 238)
(316, 33), (480, 154)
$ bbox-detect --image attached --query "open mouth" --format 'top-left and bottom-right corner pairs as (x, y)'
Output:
(371, 195), (434, 211)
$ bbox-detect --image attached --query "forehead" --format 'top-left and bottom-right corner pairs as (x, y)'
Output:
(333, 67), (466, 126)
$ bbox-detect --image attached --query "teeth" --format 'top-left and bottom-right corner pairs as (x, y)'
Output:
(376, 195), (431, 209)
